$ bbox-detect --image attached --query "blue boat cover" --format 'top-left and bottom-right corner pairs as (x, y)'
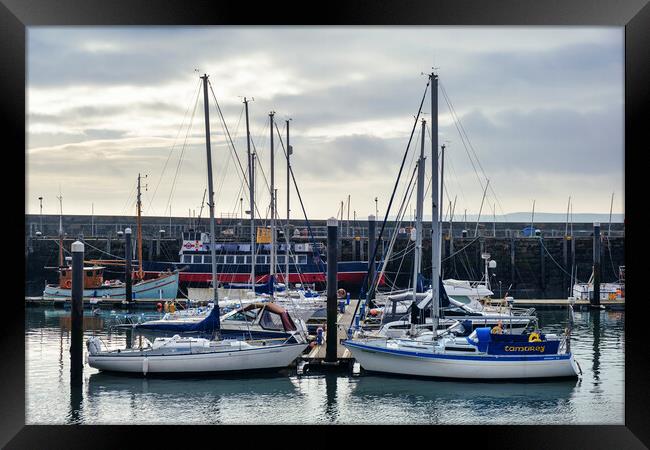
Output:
(136, 303), (221, 333)
(224, 275), (279, 294)
(473, 328), (560, 355)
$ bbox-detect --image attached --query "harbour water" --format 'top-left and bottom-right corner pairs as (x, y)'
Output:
(25, 308), (624, 424)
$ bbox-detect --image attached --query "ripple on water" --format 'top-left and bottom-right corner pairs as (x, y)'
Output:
(25, 308), (624, 424)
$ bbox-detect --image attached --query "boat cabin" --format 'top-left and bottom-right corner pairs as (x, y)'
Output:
(59, 266), (105, 289)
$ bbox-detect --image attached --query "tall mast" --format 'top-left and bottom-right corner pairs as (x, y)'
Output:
(565, 195), (571, 237)
(411, 118), (426, 333)
(439, 144), (445, 225)
(285, 119), (291, 287)
(200, 74), (220, 325)
(244, 97), (255, 286)
(530, 199), (536, 235)
(608, 192), (614, 236)
(57, 194), (63, 267)
(430, 72), (440, 338)
(269, 111), (276, 297)
(136, 173), (144, 280)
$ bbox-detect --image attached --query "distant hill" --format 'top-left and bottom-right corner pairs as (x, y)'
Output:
(497, 212), (624, 223)
(419, 212), (624, 223)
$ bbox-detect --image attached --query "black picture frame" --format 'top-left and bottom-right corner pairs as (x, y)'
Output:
(3, 0), (647, 448)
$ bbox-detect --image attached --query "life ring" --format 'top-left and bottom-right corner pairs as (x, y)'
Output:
(528, 332), (542, 343)
(63, 280), (72, 289)
(337, 288), (346, 299)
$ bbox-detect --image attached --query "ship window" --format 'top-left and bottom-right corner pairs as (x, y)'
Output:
(235, 255), (245, 264)
(225, 255), (235, 264)
(217, 256), (225, 264)
(256, 255), (266, 265)
(298, 255), (307, 264)
(193, 255), (203, 264)
(277, 255), (285, 265)
(183, 255), (192, 263)
(203, 255), (212, 264)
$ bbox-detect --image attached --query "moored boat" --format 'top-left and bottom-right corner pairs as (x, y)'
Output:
(43, 266), (179, 300)
(343, 72), (580, 380)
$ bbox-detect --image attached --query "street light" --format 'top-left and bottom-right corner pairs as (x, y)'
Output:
(38, 196), (43, 233)
(374, 197), (378, 219)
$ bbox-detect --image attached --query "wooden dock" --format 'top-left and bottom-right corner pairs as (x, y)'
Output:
(25, 296), (196, 310)
(512, 298), (625, 310)
(302, 299), (359, 367)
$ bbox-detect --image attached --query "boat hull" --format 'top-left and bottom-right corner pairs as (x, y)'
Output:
(343, 340), (579, 380)
(87, 342), (307, 374)
(142, 261), (382, 285)
(43, 272), (179, 300)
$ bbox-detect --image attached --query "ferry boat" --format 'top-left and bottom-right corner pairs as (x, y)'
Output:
(142, 230), (381, 288)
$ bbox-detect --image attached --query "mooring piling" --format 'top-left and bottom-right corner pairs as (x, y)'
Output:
(326, 217), (339, 363)
(125, 227), (133, 303)
(591, 222), (601, 308)
(70, 240), (84, 386)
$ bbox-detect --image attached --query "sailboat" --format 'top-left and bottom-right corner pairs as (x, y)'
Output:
(343, 73), (580, 380)
(86, 74), (308, 374)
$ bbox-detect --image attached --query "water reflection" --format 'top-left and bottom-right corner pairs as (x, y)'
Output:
(25, 307), (624, 424)
(324, 374), (338, 423)
(85, 371), (299, 424)
(68, 382), (83, 424)
(348, 376), (578, 424)
(591, 310), (601, 384)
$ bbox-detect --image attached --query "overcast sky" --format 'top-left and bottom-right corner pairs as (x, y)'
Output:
(26, 27), (624, 222)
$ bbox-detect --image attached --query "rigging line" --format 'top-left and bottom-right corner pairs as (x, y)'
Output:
(146, 79), (202, 216)
(374, 163), (419, 293)
(165, 86), (201, 216)
(440, 235), (481, 262)
(604, 236), (619, 280)
(350, 75), (431, 328)
(120, 181), (138, 216)
(272, 120), (327, 275)
(539, 238), (586, 283)
(439, 85), (485, 197)
(79, 238), (125, 261)
(440, 81), (507, 218)
(207, 81), (250, 190)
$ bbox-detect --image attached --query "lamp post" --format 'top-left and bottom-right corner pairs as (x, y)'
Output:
(374, 197), (378, 219)
(38, 196), (43, 233)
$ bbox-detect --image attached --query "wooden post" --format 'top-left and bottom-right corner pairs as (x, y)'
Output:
(125, 228), (132, 302)
(70, 241), (84, 386)
(325, 217), (338, 363)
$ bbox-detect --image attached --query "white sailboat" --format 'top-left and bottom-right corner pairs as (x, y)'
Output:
(86, 74), (308, 375)
(343, 73), (580, 380)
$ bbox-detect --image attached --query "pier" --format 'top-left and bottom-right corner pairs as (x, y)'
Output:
(302, 298), (359, 370)
(26, 215), (625, 300)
